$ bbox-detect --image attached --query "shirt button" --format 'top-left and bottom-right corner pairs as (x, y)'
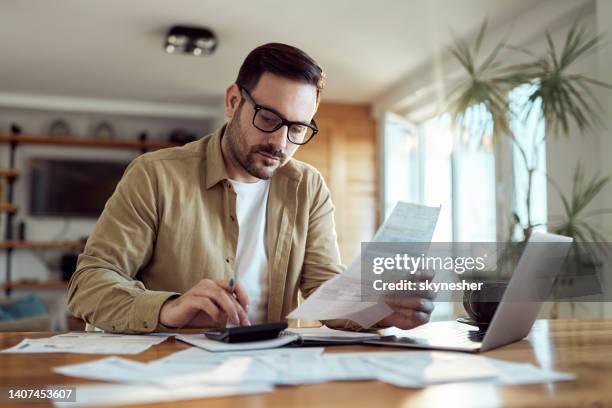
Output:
(230, 215), (235, 221)
(225, 258), (230, 263)
(143, 321), (148, 328)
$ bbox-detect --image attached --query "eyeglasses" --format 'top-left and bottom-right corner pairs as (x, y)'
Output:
(239, 86), (319, 145)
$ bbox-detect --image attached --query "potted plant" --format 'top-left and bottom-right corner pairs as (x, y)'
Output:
(447, 21), (612, 321)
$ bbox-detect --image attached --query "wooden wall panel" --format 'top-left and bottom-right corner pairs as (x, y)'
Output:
(294, 102), (378, 264)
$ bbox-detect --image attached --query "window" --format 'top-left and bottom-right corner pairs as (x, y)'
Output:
(509, 84), (547, 238)
(419, 113), (455, 242)
(381, 84), (546, 318)
(382, 112), (482, 242)
(382, 109), (497, 320)
(382, 112), (421, 219)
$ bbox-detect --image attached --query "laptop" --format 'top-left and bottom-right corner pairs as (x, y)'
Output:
(365, 231), (573, 353)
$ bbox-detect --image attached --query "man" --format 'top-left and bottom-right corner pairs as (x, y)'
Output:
(68, 43), (434, 333)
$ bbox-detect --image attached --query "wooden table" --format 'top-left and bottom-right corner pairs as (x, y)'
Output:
(1, 319), (611, 407)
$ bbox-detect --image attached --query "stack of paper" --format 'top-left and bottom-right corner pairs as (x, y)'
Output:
(1, 332), (169, 354)
(175, 333), (299, 351)
(53, 348), (574, 394)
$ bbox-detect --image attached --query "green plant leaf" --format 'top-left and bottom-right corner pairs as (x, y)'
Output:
(549, 164), (612, 243)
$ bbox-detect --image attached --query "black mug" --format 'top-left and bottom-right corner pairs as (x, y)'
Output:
(463, 281), (508, 323)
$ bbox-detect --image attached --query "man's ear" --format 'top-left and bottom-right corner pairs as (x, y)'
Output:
(225, 84), (242, 119)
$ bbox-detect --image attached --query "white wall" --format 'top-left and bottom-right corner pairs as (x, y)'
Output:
(541, 10), (605, 319)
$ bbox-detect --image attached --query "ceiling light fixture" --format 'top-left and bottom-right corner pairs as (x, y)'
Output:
(164, 25), (218, 56)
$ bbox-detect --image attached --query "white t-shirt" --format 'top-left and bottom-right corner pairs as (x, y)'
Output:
(229, 179), (271, 324)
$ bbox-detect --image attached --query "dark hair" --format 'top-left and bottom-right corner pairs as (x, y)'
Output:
(236, 43), (325, 102)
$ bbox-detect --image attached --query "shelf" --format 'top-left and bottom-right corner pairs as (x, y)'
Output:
(0, 133), (184, 150)
(0, 203), (17, 213)
(2, 280), (68, 290)
(0, 169), (19, 178)
(0, 241), (85, 250)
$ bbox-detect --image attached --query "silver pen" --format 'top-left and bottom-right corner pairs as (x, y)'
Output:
(226, 277), (237, 328)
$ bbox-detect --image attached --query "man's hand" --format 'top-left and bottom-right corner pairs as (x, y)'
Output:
(159, 279), (251, 328)
(376, 269), (436, 330)
(377, 297), (435, 330)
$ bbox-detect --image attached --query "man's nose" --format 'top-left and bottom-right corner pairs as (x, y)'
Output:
(268, 125), (288, 151)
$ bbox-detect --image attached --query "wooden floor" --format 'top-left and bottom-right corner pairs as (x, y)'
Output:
(1, 319), (611, 407)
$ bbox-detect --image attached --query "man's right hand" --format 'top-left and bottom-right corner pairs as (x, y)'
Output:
(159, 279), (251, 328)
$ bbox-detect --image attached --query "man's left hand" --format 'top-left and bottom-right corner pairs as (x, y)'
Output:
(376, 297), (435, 330)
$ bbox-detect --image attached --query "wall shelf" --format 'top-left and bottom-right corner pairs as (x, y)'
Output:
(0, 131), (186, 295)
(2, 280), (68, 290)
(0, 169), (19, 178)
(0, 203), (18, 213)
(0, 241), (85, 250)
(0, 133), (182, 151)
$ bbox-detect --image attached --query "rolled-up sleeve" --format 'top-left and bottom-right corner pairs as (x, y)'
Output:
(67, 157), (178, 333)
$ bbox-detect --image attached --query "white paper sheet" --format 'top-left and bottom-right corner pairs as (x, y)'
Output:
(482, 358), (576, 385)
(154, 343), (324, 363)
(53, 349), (574, 393)
(286, 326), (380, 342)
(1, 332), (169, 354)
(287, 259), (393, 327)
(156, 343), (324, 362)
(54, 356), (274, 387)
(153, 349), (573, 388)
(288, 202), (441, 327)
(52, 382), (272, 407)
(54, 348), (326, 387)
(54, 357), (154, 384)
(372, 202), (441, 243)
(157, 350), (377, 386)
(149, 347), (326, 386)
(361, 351), (575, 387)
(366, 351), (497, 386)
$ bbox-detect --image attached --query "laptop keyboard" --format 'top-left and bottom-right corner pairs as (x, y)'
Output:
(450, 325), (487, 345)
(410, 325), (487, 347)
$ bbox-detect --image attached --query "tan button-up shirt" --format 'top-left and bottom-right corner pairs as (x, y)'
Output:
(68, 126), (352, 333)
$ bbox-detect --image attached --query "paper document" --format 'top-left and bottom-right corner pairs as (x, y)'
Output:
(54, 357), (162, 385)
(157, 350), (374, 386)
(175, 333), (298, 352)
(288, 202), (441, 327)
(54, 348), (326, 387)
(1, 332), (169, 354)
(54, 349), (574, 393)
(366, 351), (497, 386)
(483, 358), (576, 385)
(372, 202), (441, 242)
(53, 382), (272, 408)
(289, 259), (391, 327)
(286, 326), (380, 343)
(154, 343), (324, 364)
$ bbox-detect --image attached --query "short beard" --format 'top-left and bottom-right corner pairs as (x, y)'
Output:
(225, 110), (287, 180)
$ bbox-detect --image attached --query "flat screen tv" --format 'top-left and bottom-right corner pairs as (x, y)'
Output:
(29, 158), (130, 218)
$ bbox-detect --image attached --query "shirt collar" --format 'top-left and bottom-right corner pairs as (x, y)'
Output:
(205, 125), (230, 189)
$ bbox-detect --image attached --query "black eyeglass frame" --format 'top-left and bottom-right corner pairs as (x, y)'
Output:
(238, 86), (319, 145)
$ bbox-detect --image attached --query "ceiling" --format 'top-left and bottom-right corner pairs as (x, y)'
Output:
(0, 0), (554, 116)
